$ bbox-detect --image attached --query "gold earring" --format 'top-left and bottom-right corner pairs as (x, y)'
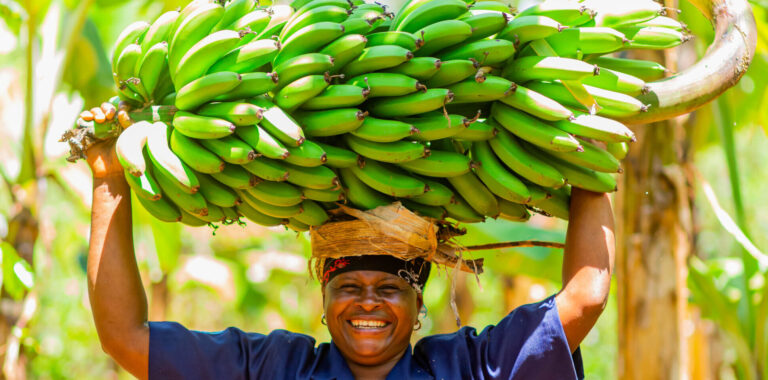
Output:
(321, 314), (327, 325)
(414, 320), (422, 331)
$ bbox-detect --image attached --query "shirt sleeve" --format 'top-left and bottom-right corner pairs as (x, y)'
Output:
(414, 294), (584, 380)
(148, 321), (319, 380)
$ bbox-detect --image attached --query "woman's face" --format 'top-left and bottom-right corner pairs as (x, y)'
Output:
(323, 270), (422, 366)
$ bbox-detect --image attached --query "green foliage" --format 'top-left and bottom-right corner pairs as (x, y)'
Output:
(0, 0), (25, 34)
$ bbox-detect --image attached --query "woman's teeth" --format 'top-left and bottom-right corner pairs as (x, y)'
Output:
(350, 320), (388, 329)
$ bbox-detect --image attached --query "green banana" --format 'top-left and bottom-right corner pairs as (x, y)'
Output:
(460, 10), (508, 43)
(174, 30), (242, 89)
(228, 8), (271, 38)
(367, 89), (453, 118)
(178, 209), (209, 226)
(339, 167), (392, 210)
(283, 162), (340, 190)
(273, 73), (332, 112)
(249, 96), (306, 146)
(293, 108), (367, 137)
(213, 72), (278, 102)
(471, 140), (531, 203)
(585, 56), (668, 81)
(448, 75), (515, 104)
(256, 5), (295, 40)
(294, 0), (353, 12)
(390, 0), (432, 31)
(238, 189), (301, 218)
(145, 122), (200, 194)
(409, 177), (454, 206)
(197, 101), (263, 126)
(315, 142), (358, 168)
(404, 113), (471, 142)
(366, 31), (422, 51)
(534, 148), (617, 193)
(168, 3), (224, 74)
(502, 56), (598, 83)
(345, 135), (429, 163)
(112, 21), (150, 72)
(341, 45), (414, 78)
(141, 10), (178, 52)
(424, 59), (477, 87)
(115, 121), (152, 176)
(542, 137), (621, 173)
(247, 181), (303, 207)
(213, 0), (256, 32)
(517, 1), (594, 26)
(280, 5), (350, 41)
(498, 84), (574, 121)
(273, 22), (346, 66)
(414, 19), (472, 57)
(198, 135), (257, 164)
(169, 128), (225, 174)
(497, 198), (531, 222)
(398, 150), (472, 177)
(351, 159), (427, 197)
(529, 185), (569, 219)
(437, 38), (515, 66)
(293, 200), (330, 226)
(488, 128), (565, 188)
(211, 163), (259, 189)
(496, 15), (564, 46)
(175, 71), (242, 111)
(340, 17), (375, 36)
(273, 53), (335, 90)
(153, 160), (207, 215)
(242, 157), (291, 182)
(115, 43), (148, 103)
(471, 1), (514, 12)
(196, 172), (241, 208)
(346, 73), (424, 98)
(137, 192), (183, 223)
(587, 0), (663, 28)
(236, 201), (286, 226)
(235, 125), (290, 159)
(621, 26), (687, 50)
(350, 117), (418, 143)
(395, 0), (469, 33)
(125, 167), (162, 201)
(300, 85), (369, 110)
(526, 81), (649, 118)
(551, 112), (636, 143)
(385, 57), (441, 81)
(545, 27), (628, 57)
(221, 206), (241, 223)
(320, 34), (368, 74)
(137, 42), (169, 102)
(447, 171), (500, 217)
(400, 200), (446, 219)
(632, 16), (686, 31)
(173, 111), (236, 139)
(491, 102), (581, 152)
(302, 187), (345, 202)
(284, 139), (327, 167)
(454, 119), (498, 141)
(444, 193), (485, 223)
(196, 203), (228, 223)
(208, 39), (280, 74)
(606, 142), (629, 160)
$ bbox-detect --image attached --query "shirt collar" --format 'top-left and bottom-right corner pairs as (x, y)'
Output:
(312, 341), (432, 380)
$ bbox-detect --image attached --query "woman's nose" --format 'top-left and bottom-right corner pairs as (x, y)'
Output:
(355, 287), (382, 309)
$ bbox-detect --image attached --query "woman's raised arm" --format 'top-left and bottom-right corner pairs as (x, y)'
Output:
(555, 188), (615, 353)
(86, 137), (149, 380)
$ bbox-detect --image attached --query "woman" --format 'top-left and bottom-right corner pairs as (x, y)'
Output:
(85, 105), (614, 380)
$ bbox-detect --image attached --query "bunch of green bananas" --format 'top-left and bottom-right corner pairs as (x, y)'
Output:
(105, 0), (687, 230)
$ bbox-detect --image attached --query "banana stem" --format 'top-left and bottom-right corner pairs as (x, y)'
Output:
(464, 240), (566, 251)
(128, 105), (178, 124)
(617, 0), (756, 124)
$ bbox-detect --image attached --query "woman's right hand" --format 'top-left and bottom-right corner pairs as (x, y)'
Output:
(81, 102), (126, 179)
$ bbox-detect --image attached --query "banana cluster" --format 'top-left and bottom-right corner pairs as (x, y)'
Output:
(107, 0), (687, 229)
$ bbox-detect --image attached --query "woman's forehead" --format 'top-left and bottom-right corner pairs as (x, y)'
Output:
(331, 270), (408, 283)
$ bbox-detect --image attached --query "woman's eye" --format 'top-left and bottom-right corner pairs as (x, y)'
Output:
(340, 284), (359, 290)
(379, 285), (400, 291)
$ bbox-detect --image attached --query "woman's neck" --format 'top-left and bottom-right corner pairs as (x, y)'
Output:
(345, 349), (407, 380)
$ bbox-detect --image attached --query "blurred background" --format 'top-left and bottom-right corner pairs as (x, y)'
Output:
(0, 0), (767, 378)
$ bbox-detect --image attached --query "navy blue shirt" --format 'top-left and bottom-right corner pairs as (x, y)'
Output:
(149, 295), (584, 379)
